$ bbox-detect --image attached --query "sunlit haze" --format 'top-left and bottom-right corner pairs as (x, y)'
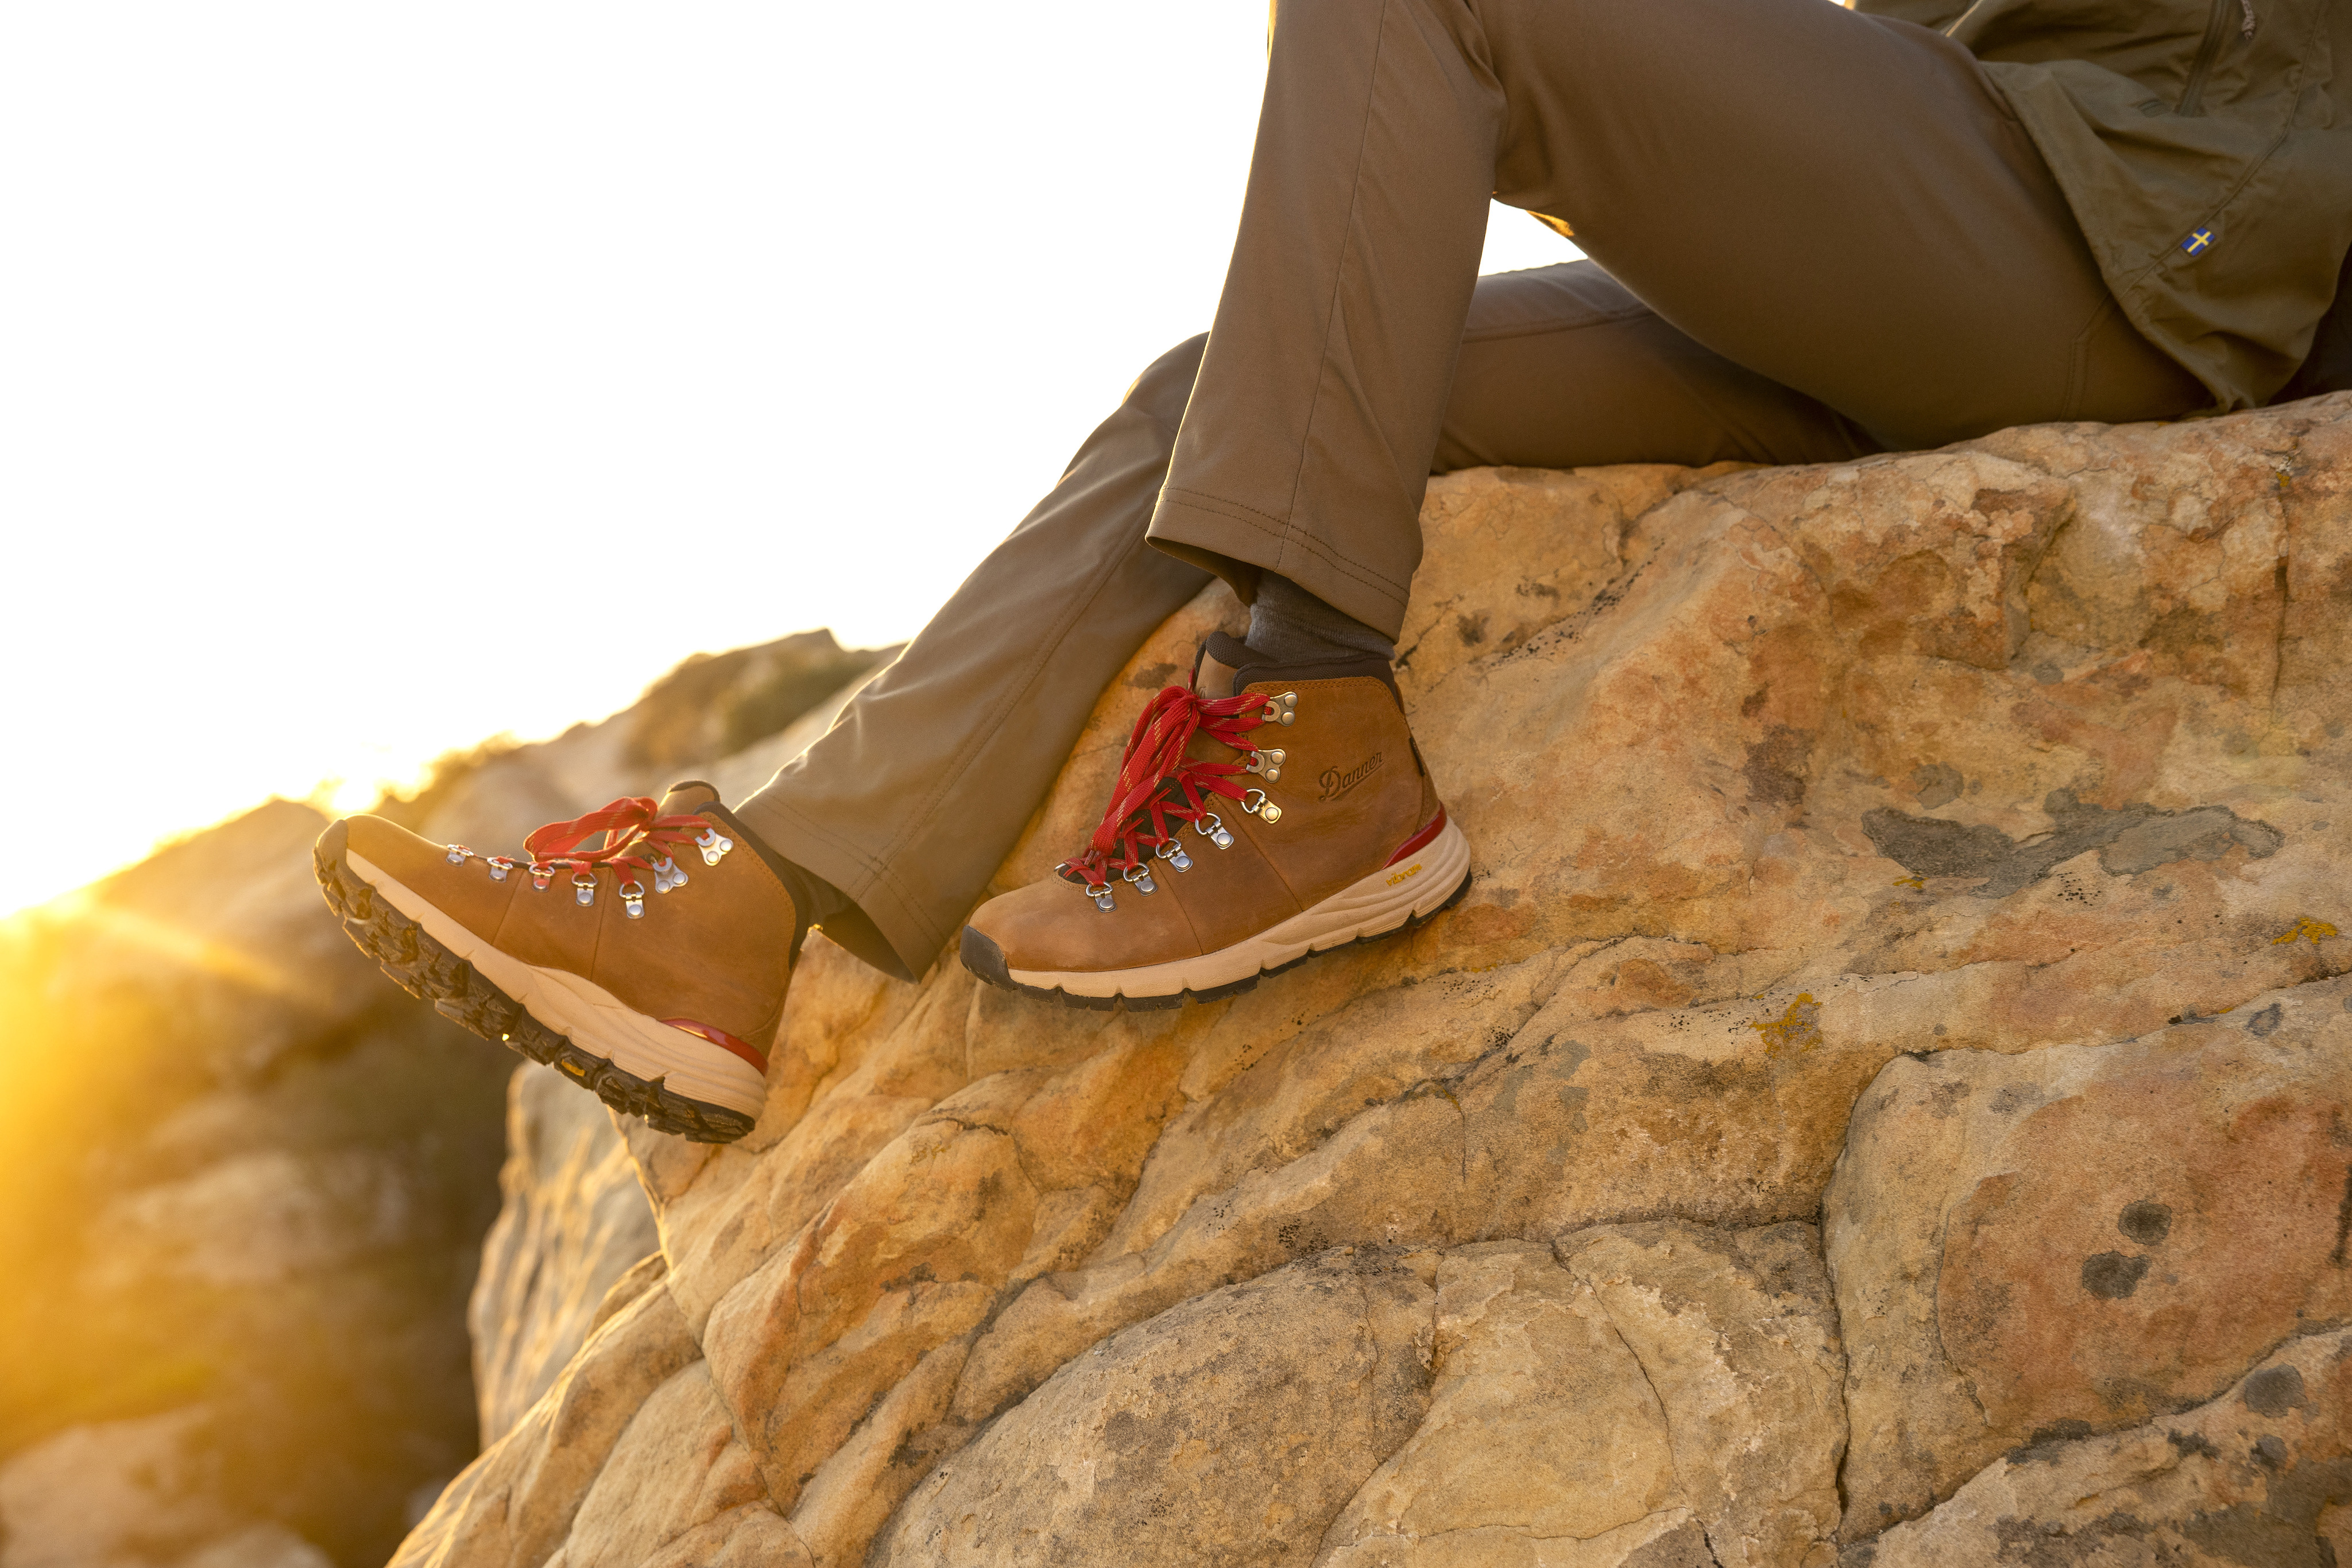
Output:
(2, 3), (1581, 919)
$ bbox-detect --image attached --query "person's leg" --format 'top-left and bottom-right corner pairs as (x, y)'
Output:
(314, 229), (1909, 1119)
(951, 252), (1901, 1006)
(1148, 0), (2207, 640)
(728, 338), (1215, 979)
(1436, 260), (1881, 473)
(749, 257), (1875, 984)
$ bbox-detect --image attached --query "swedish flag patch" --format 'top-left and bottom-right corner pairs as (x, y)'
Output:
(2180, 228), (2216, 256)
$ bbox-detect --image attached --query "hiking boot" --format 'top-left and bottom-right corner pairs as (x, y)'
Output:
(312, 781), (791, 1142)
(959, 632), (1470, 1008)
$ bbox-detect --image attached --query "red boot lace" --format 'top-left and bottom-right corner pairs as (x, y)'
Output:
(523, 797), (711, 885)
(1057, 685), (1274, 890)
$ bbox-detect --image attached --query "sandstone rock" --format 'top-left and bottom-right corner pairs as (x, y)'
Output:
(470, 1064), (660, 1443)
(875, 1247), (1437, 1568)
(392, 1283), (701, 1568)
(1318, 1225), (1842, 1568)
(1318, 1240), (1683, 1567)
(552, 1362), (770, 1568)
(1825, 981), (2352, 1534)
(0, 1406), (339, 1568)
(0, 1409), (235, 1568)
(1858, 1327), (2352, 1566)
(177, 1526), (336, 1568)
(0, 797), (514, 1566)
(407, 396), (2352, 1567)
(1557, 1225), (1844, 1568)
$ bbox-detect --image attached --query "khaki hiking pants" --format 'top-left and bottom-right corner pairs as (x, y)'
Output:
(738, 0), (2208, 981)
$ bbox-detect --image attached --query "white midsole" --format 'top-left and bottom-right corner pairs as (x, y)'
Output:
(1009, 818), (1472, 999)
(347, 850), (768, 1117)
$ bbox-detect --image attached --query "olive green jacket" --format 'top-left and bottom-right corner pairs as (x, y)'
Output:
(1863, 0), (2352, 410)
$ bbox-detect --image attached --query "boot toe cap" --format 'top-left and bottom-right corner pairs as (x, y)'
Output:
(331, 813), (517, 940)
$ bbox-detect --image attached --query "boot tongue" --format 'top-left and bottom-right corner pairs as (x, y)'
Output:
(657, 779), (722, 817)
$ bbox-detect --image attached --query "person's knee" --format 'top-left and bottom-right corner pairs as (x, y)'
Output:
(1123, 333), (1209, 426)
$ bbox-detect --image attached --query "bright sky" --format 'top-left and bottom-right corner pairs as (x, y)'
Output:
(1, 3), (1580, 920)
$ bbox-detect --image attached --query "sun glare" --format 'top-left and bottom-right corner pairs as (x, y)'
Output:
(0, 2), (1583, 928)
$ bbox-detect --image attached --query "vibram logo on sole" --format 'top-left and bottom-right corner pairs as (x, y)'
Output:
(1386, 862), (1422, 887)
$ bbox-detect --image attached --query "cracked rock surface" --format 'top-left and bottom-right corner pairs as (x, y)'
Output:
(411, 393), (2352, 1567)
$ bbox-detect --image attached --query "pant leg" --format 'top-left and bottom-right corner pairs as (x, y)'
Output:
(1437, 261), (1879, 472)
(731, 338), (1214, 980)
(736, 270), (1871, 979)
(1148, 0), (2209, 640)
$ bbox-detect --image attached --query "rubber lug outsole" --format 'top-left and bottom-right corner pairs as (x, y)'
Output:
(958, 866), (1473, 1013)
(313, 820), (756, 1144)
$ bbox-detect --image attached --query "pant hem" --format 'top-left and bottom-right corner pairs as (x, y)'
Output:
(729, 792), (950, 981)
(1150, 489), (1411, 639)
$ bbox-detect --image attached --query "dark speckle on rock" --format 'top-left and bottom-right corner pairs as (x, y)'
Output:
(2082, 1252), (2149, 1299)
(2118, 1200), (2173, 1246)
(2247, 1002), (2285, 1037)
(1912, 762), (1964, 810)
(2009, 1418), (2096, 1465)
(1862, 789), (2285, 898)
(1989, 1083), (2041, 1116)
(2244, 1363), (2308, 1415)
(2167, 1429), (2220, 1458)
(1126, 662), (1179, 691)
(2252, 1433), (2289, 1468)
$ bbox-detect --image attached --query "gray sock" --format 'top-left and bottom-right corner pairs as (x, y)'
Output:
(1246, 574), (1395, 665)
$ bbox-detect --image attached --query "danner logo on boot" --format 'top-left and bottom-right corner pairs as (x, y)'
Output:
(1317, 752), (1383, 802)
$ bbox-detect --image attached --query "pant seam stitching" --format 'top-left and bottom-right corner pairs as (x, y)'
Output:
(1276, 0), (1395, 571)
(2061, 293), (2118, 422)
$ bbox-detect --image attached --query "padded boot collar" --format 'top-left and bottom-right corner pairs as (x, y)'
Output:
(1192, 630), (1403, 708)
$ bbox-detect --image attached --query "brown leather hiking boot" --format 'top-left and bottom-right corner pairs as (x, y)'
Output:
(312, 781), (791, 1142)
(959, 632), (1470, 1008)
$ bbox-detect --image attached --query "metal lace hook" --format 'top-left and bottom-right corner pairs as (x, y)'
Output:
(1241, 788), (1282, 824)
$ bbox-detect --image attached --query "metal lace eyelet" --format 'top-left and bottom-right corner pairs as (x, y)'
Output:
(529, 864), (555, 891)
(1241, 788), (1282, 824)
(485, 855), (516, 882)
(572, 872), (598, 907)
(1244, 747), (1286, 783)
(1155, 838), (1193, 873)
(1123, 864), (1157, 895)
(620, 880), (647, 919)
(1266, 691), (1298, 727)
(1084, 881), (1117, 911)
(1196, 812), (1234, 849)
(696, 827), (733, 866)
(444, 844), (474, 865)
(652, 855), (686, 893)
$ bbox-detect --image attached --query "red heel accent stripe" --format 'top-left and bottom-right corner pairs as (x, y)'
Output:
(662, 1019), (768, 1074)
(1386, 807), (1449, 868)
